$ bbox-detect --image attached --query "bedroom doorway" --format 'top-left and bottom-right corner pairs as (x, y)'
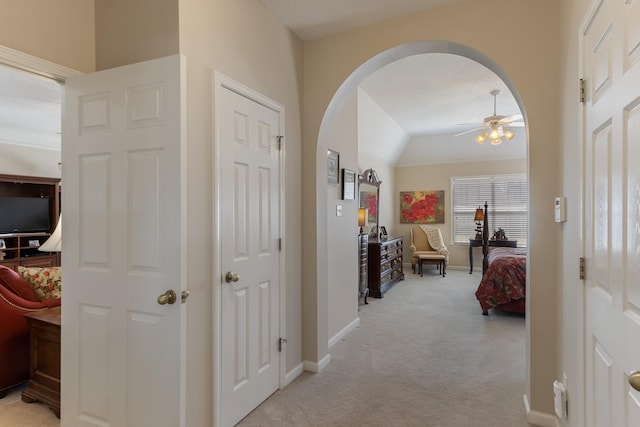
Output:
(315, 39), (531, 412)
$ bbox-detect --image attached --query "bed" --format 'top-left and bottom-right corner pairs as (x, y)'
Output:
(473, 203), (526, 315)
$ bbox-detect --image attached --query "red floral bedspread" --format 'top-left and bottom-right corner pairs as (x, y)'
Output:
(474, 247), (526, 313)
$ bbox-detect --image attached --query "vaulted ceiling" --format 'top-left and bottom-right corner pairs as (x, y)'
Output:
(0, 1), (526, 166)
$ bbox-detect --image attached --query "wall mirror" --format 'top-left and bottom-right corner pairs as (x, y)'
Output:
(359, 168), (381, 239)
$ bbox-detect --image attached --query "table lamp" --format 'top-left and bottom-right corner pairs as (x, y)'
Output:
(358, 208), (368, 234)
(473, 207), (484, 240)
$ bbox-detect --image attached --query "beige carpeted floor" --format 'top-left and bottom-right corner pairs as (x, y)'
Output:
(238, 268), (528, 427)
(0, 267), (527, 427)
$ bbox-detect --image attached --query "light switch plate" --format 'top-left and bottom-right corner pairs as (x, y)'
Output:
(336, 204), (342, 217)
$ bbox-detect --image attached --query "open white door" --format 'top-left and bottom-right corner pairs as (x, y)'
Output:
(582, 1), (640, 425)
(61, 55), (186, 427)
(216, 75), (283, 426)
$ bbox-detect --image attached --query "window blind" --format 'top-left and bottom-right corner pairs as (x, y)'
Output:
(451, 174), (528, 246)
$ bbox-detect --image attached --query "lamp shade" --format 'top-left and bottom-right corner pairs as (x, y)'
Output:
(474, 208), (484, 222)
(39, 214), (61, 252)
(358, 208), (368, 227)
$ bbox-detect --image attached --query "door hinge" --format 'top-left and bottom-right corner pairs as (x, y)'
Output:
(579, 257), (586, 280)
(276, 135), (284, 150)
(278, 337), (287, 352)
(278, 238), (282, 251)
(579, 79), (586, 103)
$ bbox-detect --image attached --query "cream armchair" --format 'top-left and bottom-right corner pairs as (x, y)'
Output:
(409, 225), (449, 275)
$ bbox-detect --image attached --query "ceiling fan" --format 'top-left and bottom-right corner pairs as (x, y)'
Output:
(454, 89), (524, 145)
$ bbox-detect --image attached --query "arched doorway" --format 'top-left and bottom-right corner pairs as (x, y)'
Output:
(309, 39), (529, 384)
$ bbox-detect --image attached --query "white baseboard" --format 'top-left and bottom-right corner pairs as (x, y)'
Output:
(523, 394), (560, 427)
(328, 317), (360, 349)
(303, 353), (331, 373)
(284, 362), (304, 386)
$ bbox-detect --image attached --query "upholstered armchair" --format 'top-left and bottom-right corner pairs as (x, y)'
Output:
(0, 265), (61, 397)
(409, 225), (449, 274)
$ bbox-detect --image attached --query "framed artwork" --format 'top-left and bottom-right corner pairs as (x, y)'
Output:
(400, 190), (445, 224)
(380, 226), (387, 236)
(342, 169), (356, 200)
(360, 190), (378, 224)
(327, 149), (339, 184)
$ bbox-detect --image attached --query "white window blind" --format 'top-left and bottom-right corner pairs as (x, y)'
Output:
(451, 174), (528, 246)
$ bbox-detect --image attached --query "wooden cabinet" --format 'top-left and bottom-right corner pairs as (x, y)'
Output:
(368, 236), (404, 298)
(22, 306), (61, 418)
(0, 233), (59, 270)
(358, 233), (368, 304)
(0, 174), (60, 270)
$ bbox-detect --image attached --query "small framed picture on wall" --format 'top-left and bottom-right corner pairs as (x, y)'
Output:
(342, 169), (356, 200)
(327, 149), (340, 185)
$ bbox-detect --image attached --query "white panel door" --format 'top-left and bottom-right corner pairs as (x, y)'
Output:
(61, 55), (186, 427)
(582, 1), (640, 426)
(218, 83), (281, 426)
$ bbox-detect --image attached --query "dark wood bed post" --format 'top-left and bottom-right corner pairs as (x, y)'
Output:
(482, 201), (489, 274)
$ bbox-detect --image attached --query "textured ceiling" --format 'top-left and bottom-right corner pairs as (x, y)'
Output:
(259, 0), (470, 42)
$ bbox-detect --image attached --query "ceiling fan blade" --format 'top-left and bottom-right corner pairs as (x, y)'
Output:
(500, 114), (523, 123)
(503, 122), (525, 127)
(453, 127), (485, 137)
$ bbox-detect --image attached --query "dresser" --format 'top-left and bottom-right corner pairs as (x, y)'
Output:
(358, 233), (369, 304)
(368, 236), (404, 298)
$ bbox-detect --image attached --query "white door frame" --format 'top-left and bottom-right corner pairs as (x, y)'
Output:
(212, 71), (286, 426)
(0, 45), (82, 82)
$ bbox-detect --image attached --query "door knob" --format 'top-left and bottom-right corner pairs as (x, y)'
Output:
(225, 272), (240, 283)
(629, 371), (640, 392)
(157, 290), (177, 305)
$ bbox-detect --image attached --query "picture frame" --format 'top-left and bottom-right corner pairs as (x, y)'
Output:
(341, 169), (356, 200)
(380, 226), (387, 236)
(327, 149), (340, 185)
(400, 190), (445, 224)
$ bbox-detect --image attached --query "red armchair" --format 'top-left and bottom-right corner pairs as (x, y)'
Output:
(0, 265), (61, 398)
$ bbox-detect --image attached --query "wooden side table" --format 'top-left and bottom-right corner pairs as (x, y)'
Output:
(21, 306), (61, 418)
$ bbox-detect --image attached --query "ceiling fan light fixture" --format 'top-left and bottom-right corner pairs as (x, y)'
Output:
(504, 129), (515, 140)
(488, 126), (501, 140)
(475, 132), (487, 144)
(490, 136), (503, 145)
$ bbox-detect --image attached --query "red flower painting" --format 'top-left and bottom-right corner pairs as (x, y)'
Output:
(360, 191), (378, 223)
(400, 190), (445, 224)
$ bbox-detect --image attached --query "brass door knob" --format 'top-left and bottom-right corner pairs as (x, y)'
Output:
(157, 290), (177, 305)
(225, 272), (240, 283)
(629, 371), (640, 392)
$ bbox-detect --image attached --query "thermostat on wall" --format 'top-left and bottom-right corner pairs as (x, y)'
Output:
(555, 197), (566, 223)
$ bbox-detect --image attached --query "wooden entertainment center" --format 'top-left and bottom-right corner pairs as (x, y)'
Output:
(0, 174), (61, 270)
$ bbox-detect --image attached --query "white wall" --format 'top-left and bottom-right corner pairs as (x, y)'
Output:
(0, 143), (61, 179)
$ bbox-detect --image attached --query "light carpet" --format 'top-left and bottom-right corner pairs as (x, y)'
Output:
(238, 268), (528, 427)
(0, 268), (527, 427)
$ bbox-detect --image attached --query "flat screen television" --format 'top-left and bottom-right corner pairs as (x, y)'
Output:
(0, 196), (51, 234)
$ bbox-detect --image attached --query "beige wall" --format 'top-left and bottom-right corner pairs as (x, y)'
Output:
(303, 0), (560, 419)
(395, 160), (527, 269)
(177, 1), (303, 425)
(327, 92), (359, 341)
(0, 0), (95, 73)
